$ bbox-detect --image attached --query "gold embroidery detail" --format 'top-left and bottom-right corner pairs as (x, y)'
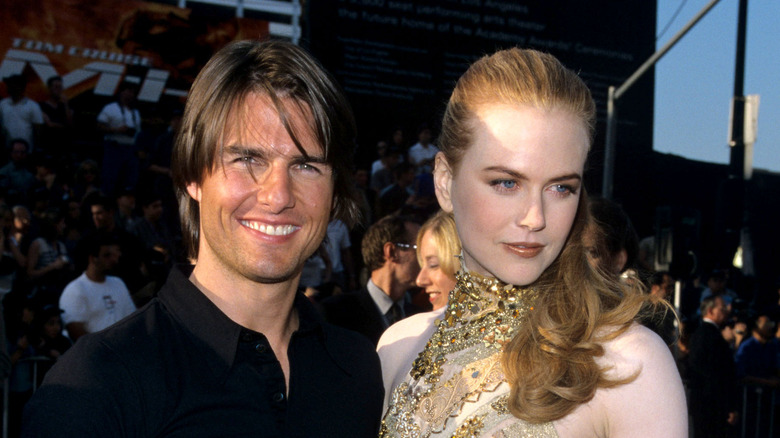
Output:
(411, 270), (537, 384)
(490, 395), (510, 415)
(450, 414), (486, 438)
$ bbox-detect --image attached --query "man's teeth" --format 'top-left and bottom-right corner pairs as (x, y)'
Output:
(241, 221), (296, 236)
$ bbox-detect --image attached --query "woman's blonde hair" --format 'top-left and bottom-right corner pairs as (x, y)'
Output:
(439, 47), (660, 423)
(416, 210), (461, 280)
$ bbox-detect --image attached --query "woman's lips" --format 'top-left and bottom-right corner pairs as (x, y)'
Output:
(504, 242), (544, 258)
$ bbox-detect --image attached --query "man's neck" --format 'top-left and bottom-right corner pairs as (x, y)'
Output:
(370, 267), (403, 303)
(189, 261), (299, 338)
(85, 267), (106, 283)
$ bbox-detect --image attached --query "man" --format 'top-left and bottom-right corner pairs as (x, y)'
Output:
(38, 75), (74, 159)
(81, 194), (145, 294)
(129, 191), (175, 267)
(735, 314), (779, 380)
(0, 139), (36, 204)
(407, 123), (438, 174)
(321, 215), (421, 345)
(23, 40), (383, 437)
(649, 270), (674, 301)
(688, 295), (740, 438)
(377, 161), (416, 218)
(97, 81), (142, 196)
(58, 232), (136, 342)
(734, 314), (780, 437)
(699, 268), (739, 309)
(0, 74), (43, 151)
(324, 218), (356, 293)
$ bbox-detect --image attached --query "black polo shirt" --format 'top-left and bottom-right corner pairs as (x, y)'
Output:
(23, 265), (383, 437)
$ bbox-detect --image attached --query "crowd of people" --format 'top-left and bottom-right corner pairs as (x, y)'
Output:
(0, 74), (185, 435)
(1, 39), (777, 437)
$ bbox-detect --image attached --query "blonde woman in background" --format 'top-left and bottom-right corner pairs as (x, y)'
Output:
(415, 210), (460, 312)
(377, 47), (686, 437)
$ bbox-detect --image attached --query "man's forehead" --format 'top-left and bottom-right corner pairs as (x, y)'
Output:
(218, 97), (323, 159)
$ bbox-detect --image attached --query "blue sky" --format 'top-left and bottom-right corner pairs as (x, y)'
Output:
(654, 0), (780, 173)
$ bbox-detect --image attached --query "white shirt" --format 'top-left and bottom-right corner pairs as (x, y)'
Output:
(97, 102), (141, 145)
(325, 220), (350, 273)
(0, 97), (43, 150)
(59, 273), (136, 335)
(407, 142), (439, 171)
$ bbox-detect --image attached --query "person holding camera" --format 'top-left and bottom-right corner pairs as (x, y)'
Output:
(97, 81), (142, 197)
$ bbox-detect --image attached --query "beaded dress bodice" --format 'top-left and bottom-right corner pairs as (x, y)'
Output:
(379, 270), (557, 438)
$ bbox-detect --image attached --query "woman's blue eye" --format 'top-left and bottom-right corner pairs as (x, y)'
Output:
(551, 184), (577, 195)
(491, 179), (516, 189)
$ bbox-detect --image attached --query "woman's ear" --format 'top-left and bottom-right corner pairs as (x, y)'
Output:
(433, 152), (454, 213)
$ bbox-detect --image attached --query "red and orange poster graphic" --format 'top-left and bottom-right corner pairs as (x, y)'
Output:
(0, 0), (269, 103)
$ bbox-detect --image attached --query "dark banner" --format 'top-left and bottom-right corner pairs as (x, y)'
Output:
(307, 1), (656, 177)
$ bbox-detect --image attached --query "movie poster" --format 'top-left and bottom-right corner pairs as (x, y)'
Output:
(0, 0), (269, 105)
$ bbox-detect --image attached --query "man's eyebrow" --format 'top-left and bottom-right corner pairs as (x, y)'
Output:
(224, 144), (329, 164)
(224, 144), (266, 158)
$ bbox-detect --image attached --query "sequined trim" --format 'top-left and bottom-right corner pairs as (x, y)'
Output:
(411, 270), (537, 384)
(380, 269), (556, 437)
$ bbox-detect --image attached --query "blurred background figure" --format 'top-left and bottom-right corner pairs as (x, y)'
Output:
(415, 210), (460, 312)
(584, 196), (639, 281)
(648, 270), (675, 301)
(38, 75), (74, 162)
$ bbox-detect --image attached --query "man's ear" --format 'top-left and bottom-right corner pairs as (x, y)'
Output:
(433, 152), (454, 213)
(383, 241), (396, 263)
(186, 182), (202, 202)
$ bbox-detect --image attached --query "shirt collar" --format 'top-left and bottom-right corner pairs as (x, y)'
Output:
(366, 278), (395, 314)
(158, 265), (327, 381)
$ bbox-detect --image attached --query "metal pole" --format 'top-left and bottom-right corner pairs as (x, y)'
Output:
(602, 86), (617, 199)
(602, 0), (721, 199)
(722, 0), (748, 267)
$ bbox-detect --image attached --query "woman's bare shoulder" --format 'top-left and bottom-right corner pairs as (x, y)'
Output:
(555, 323), (687, 438)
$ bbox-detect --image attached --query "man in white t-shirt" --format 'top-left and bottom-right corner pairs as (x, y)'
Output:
(407, 124), (438, 174)
(59, 233), (136, 341)
(0, 75), (43, 151)
(96, 81), (142, 196)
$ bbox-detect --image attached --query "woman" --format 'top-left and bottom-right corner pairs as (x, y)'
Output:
(377, 48), (686, 437)
(415, 210), (460, 311)
(27, 208), (72, 306)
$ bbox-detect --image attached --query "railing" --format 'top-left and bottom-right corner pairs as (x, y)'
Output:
(739, 381), (778, 438)
(3, 356), (53, 438)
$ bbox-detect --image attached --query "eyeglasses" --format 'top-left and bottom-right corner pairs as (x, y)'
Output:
(394, 243), (417, 251)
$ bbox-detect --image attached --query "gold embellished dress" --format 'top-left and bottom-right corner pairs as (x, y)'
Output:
(379, 271), (558, 438)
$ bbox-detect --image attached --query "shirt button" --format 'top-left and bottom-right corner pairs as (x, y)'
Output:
(255, 343), (267, 353)
(273, 392), (285, 403)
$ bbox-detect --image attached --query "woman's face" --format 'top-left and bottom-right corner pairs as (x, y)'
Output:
(416, 230), (457, 311)
(434, 104), (588, 286)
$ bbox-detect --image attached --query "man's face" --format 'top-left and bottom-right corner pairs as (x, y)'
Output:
(92, 244), (121, 274)
(708, 296), (729, 326)
(708, 276), (726, 293)
(91, 205), (114, 230)
(187, 93), (334, 285)
(651, 274), (675, 300)
(143, 200), (164, 222)
(755, 316), (776, 340)
(389, 221), (421, 301)
(10, 143), (26, 164)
